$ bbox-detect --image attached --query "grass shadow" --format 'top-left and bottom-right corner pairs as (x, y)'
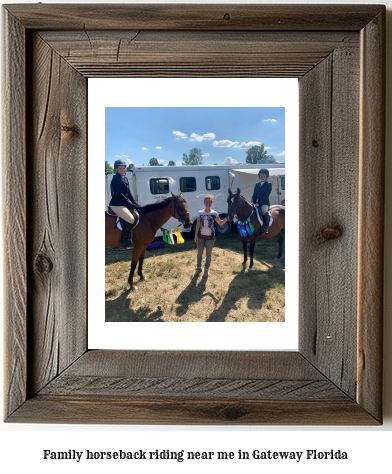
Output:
(105, 288), (164, 322)
(205, 267), (282, 322)
(175, 275), (220, 317)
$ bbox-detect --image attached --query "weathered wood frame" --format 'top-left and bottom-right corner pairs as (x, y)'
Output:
(3, 4), (385, 424)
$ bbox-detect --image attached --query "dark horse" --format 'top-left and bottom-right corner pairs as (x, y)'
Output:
(227, 188), (285, 270)
(105, 192), (192, 290)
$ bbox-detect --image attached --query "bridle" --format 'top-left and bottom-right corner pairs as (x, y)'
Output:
(173, 196), (191, 225)
(228, 194), (253, 221)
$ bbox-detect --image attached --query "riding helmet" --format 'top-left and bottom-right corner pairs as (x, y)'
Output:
(114, 159), (127, 168)
(258, 168), (269, 178)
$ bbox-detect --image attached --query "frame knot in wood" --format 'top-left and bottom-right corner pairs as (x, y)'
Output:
(314, 225), (342, 245)
(222, 405), (245, 420)
(34, 252), (54, 275)
(61, 124), (77, 134)
(223, 13), (231, 21)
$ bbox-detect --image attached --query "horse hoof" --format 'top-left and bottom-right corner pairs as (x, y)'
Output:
(130, 284), (138, 291)
(247, 267), (253, 272)
(139, 276), (147, 281)
(274, 257), (281, 261)
(242, 262), (246, 266)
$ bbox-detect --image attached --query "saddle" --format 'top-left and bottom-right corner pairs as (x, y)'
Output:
(254, 206), (273, 232)
(107, 206), (139, 242)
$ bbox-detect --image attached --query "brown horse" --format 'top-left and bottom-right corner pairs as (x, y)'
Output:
(105, 192), (192, 290)
(227, 188), (285, 270)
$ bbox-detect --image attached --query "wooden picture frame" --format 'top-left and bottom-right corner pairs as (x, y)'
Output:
(3, 4), (385, 424)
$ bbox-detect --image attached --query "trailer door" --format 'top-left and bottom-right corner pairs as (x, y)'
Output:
(278, 176), (285, 204)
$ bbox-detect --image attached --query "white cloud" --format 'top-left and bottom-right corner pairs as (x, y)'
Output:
(158, 159), (166, 164)
(115, 154), (129, 158)
(177, 161), (184, 166)
(223, 157), (239, 165)
(127, 159), (134, 164)
(155, 146), (162, 150)
(277, 151), (285, 156)
(202, 153), (209, 157)
(141, 147), (148, 151)
(190, 132), (216, 142)
(262, 119), (277, 123)
(213, 140), (239, 148)
(173, 130), (187, 139)
(233, 141), (261, 149)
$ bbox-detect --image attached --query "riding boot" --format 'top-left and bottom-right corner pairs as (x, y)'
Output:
(121, 221), (134, 248)
(261, 212), (269, 234)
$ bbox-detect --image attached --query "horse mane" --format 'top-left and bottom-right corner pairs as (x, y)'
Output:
(137, 196), (174, 214)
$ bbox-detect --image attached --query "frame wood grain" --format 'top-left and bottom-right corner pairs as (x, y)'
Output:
(3, 4), (385, 424)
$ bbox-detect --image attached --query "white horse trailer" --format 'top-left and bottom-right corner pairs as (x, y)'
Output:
(105, 164), (285, 237)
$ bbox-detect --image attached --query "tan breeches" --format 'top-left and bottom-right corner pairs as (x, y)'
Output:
(110, 205), (135, 224)
(261, 205), (269, 215)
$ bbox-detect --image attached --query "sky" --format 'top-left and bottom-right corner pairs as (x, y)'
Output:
(105, 107), (285, 167)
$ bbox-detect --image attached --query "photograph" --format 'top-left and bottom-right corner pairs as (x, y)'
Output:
(104, 107), (286, 322)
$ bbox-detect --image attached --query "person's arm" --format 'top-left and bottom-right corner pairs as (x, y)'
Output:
(112, 178), (136, 208)
(216, 216), (228, 226)
(194, 216), (201, 243)
(251, 183), (259, 206)
(124, 178), (138, 205)
(266, 182), (272, 198)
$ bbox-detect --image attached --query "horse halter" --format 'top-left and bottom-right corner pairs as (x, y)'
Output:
(173, 196), (190, 225)
(228, 194), (252, 221)
(228, 194), (243, 219)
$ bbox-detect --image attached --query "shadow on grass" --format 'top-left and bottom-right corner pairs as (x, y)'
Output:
(105, 288), (164, 322)
(205, 269), (272, 322)
(175, 276), (220, 317)
(174, 264), (284, 322)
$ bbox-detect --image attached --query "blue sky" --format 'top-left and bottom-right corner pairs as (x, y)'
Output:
(105, 107), (285, 167)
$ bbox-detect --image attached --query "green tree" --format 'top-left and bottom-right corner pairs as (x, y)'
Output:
(149, 158), (159, 166)
(126, 163), (134, 172)
(245, 144), (276, 164)
(105, 160), (114, 174)
(182, 147), (203, 166)
(168, 160), (176, 166)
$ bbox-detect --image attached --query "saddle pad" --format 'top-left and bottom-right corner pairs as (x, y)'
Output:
(106, 208), (140, 231)
(255, 208), (273, 227)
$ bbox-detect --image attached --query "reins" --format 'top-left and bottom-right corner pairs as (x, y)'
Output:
(229, 195), (253, 221)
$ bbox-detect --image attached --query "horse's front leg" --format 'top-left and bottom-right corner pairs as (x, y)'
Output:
(248, 236), (256, 271)
(137, 246), (147, 281)
(241, 237), (248, 267)
(128, 244), (144, 290)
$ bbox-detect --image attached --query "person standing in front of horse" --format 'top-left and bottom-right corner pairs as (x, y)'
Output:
(251, 168), (272, 234)
(194, 194), (228, 279)
(109, 159), (138, 248)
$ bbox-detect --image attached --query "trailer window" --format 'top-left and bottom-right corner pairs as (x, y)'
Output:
(206, 176), (220, 190)
(150, 178), (169, 194)
(280, 177), (285, 190)
(180, 177), (196, 193)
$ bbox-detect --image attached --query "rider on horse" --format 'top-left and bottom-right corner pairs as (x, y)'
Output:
(109, 159), (138, 247)
(251, 168), (272, 234)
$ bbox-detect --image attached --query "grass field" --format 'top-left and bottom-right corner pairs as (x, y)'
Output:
(105, 229), (285, 322)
